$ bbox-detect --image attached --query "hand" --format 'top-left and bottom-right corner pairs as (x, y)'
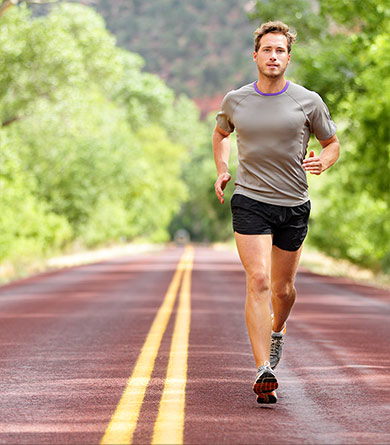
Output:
(302, 150), (324, 175)
(214, 172), (231, 204)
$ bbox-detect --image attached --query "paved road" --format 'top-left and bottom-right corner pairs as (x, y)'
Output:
(0, 246), (389, 444)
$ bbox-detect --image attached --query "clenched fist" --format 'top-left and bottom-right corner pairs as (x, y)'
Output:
(302, 150), (324, 175)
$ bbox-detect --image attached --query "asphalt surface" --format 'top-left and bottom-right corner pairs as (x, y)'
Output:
(0, 246), (389, 445)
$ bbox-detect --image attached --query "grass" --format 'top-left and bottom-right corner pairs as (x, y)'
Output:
(300, 245), (390, 289)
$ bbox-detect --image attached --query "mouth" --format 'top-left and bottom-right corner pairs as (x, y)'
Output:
(267, 64), (279, 69)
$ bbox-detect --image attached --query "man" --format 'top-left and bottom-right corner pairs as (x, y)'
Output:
(213, 21), (339, 404)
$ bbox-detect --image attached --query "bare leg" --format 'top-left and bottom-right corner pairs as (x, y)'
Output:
(234, 232), (273, 368)
(270, 245), (303, 332)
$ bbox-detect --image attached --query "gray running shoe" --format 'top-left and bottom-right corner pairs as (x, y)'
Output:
(270, 325), (286, 370)
(253, 361), (278, 396)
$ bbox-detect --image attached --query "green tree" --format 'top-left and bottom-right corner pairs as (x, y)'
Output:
(0, 132), (72, 261)
(0, 2), (198, 264)
(125, 126), (188, 242)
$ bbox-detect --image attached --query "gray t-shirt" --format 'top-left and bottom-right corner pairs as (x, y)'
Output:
(216, 81), (337, 206)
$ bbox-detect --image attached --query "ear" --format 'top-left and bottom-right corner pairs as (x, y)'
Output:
(253, 50), (257, 62)
(287, 53), (291, 64)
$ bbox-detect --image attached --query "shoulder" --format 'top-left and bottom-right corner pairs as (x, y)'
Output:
(287, 82), (324, 103)
(286, 82), (326, 110)
(222, 83), (254, 108)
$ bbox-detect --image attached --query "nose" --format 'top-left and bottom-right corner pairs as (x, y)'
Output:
(269, 51), (277, 60)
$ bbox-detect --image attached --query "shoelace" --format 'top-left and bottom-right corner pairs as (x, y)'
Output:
(270, 337), (284, 356)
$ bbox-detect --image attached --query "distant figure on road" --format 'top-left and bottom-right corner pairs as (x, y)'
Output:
(213, 21), (339, 404)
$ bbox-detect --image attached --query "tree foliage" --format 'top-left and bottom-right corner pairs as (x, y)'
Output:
(0, 3), (201, 262)
(0, 132), (72, 261)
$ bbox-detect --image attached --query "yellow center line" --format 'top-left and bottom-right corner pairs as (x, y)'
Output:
(152, 246), (194, 445)
(100, 247), (193, 445)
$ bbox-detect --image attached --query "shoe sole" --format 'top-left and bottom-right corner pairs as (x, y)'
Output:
(256, 391), (277, 404)
(253, 371), (278, 395)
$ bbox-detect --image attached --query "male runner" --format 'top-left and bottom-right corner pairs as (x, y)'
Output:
(213, 21), (339, 404)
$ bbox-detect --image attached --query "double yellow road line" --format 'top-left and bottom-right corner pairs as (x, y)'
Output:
(101, 246), (194, 445)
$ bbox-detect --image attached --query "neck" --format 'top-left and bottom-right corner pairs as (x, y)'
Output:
(256, 75), (287, 94)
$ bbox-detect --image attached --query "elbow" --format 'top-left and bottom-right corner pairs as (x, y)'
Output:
(214, 124), (231, 139)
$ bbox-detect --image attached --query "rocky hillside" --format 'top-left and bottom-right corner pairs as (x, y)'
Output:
(76, 0), (259, 114)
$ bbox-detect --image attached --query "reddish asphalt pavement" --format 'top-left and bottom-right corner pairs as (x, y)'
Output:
(0, 246), (389, 444)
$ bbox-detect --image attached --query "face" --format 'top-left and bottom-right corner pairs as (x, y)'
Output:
(253, 33), (291, 79)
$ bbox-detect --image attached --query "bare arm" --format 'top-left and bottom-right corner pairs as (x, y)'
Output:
(302, 134), (340, 175)
(212, 124), (232, 204)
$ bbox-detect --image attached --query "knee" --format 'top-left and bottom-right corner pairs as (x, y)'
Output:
(247, 271), (270, 296)
(272, 285), (296, 302)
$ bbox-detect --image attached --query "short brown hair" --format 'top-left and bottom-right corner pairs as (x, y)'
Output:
(254, 21), (296, 53)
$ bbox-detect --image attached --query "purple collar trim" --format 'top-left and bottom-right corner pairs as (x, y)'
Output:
(253, 80), (290, 96)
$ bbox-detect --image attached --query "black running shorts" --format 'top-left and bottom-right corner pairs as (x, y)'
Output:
(230, 194), (311, 252)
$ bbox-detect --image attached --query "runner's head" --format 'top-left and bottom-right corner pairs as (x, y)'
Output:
(253, 21), (295, 79)
(254, 21), (296, 54)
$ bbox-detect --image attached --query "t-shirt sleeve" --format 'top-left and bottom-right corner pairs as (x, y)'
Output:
(310, 93), (337, 140)
(216, 92), (235, 133)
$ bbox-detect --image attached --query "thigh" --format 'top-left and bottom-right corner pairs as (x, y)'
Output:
(271, 244), (303, 293)
(234, 232), (273, 276)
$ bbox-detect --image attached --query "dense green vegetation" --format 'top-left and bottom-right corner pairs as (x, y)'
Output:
(0, 3), (202, 262)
